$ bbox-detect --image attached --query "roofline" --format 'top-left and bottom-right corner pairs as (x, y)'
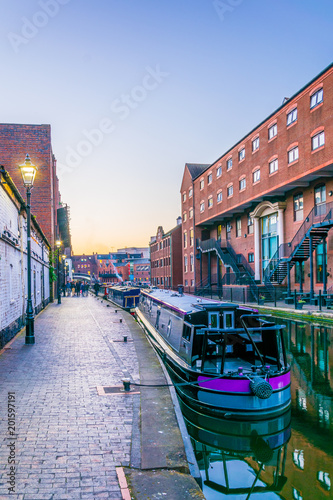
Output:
(200, 62), (333, 175)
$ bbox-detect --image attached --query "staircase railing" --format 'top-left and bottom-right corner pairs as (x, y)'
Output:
(264, 201), (333, 281)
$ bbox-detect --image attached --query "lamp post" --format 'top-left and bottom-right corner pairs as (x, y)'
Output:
(19, 154), (37, 345)
(56, 240), (62, 304)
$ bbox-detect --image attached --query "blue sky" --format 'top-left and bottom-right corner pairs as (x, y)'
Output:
(1, 0), (332, 253)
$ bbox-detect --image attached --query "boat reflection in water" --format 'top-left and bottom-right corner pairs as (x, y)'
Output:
(181, 399), (291, 499)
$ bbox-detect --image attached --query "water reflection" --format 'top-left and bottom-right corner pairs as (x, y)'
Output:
(183, 316), (333, 499)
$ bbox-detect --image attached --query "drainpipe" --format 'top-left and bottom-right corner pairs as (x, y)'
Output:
(208, 252), (211, 287)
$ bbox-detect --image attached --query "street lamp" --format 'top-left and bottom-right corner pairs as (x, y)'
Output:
(56, 240), (62, 304)
(19, 154), (37, 345)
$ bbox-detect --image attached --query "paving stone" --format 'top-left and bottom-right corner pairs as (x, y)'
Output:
(0, 296), (137, 499)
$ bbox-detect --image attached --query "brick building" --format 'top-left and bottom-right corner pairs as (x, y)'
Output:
(0, 168), (50, 349)
(71, 254), (98, 277)
(0, 123), (69, 250)
(181, 63), (333, 297)
(133, 259), (150, 283)
(150, 220), (183, 288)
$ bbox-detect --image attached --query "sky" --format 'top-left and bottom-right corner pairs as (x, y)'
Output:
(0, 0), (333, 254)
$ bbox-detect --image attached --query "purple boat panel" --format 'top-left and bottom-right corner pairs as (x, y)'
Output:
(198, 372), (290, 392)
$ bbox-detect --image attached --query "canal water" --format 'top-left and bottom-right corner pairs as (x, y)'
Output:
(183, 316), (333, 500)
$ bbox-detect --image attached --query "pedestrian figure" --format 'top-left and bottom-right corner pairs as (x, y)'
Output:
(66, 282), (71, 296)
(72, 282), (76, 296)
(75, 281), (81, 297)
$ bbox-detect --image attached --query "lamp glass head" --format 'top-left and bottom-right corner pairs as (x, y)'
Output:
(19, 154), (37, 187)
(56, 240), (61, 248)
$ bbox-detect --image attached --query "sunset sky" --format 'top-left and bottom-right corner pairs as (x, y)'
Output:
(1, 0), (332, 253)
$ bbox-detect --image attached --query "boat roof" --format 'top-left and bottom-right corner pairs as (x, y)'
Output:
(142, 288), (241, 315)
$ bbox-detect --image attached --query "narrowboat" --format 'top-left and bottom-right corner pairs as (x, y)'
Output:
(136, 289), (291, 419)
(107, 285), (141, 310)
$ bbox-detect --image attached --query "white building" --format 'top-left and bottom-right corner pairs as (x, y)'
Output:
(0, 168), (50, 349)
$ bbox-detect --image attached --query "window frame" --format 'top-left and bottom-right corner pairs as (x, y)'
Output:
(312, 131), (325, 151)
(310, 88), (323, 109)
(288, 146), (299, 164)
(287, 107), (298, 126)
(268, 123), (277, 140)
(269, 158), (278, 174)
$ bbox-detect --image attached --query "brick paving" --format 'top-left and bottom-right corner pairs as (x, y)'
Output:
(0, 295), (140, 499)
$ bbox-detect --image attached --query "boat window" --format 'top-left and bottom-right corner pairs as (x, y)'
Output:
(182, 322), (192, 341)
(208, 312), (219, 329)
(167, 319), (172, 336)
(155, 309), (160, 329)
(223, 312), (234, 329)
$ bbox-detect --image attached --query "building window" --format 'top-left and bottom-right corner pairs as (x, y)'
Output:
(183, 231), (187, 248)
(208, 173), (212, 184)
(190, 254), (194, 272)
(269, 158), (278, 174)
(182, 192), (186, 202)
(227, 158), (232, 170)
(184, 279), (188, 286)
(310, 88), (323, 109)
(208, 196), (213, 208)
(248, 252), (254, 263)
(312, 131), (325, 150)
(239, 177), (246, 191)
(189, 208), (193, 219)
(200, 201), (205, 212)
(226, 222), (232, 240)
(184, 255), (188, 273)
(236, 217), (241, 237)
(315, 184), (326, 216)
(288, 146), (299, 164)
(238, 148), (245, 161)
(294, 193), (304, 221)
(247, 215), (254, 234)
(227, 185), (233, 197)
(252, 137), (259, 152)
(200, 179), (204, 190)
(253, 168), (260, 183)
(217, 191), (222, 203)
(183, 212), (187, 222)
(190, 229), (194, 246)
(191, 279), (194, 287)
(287, 107), (297, 126)
(216, 166), (222, 177)
(268, 123), (277, 140)
(189, 187), (193, 198)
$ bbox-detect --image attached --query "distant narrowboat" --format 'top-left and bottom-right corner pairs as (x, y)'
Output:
(108, 285), (141, 310)
(136, 289), (291, 419)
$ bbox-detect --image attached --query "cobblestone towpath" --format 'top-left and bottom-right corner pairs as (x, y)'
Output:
(0, 295), (141, 499)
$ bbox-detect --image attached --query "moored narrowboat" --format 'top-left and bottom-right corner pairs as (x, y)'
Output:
(136, 288), (291, 419)
(108, 285), (141, 310)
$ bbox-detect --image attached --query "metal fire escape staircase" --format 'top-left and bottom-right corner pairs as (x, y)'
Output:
(264, 202), (333, 284)
(197, 238), (261, 300)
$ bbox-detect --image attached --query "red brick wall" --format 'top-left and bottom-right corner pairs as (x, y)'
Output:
(0, 123), (57, 247)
